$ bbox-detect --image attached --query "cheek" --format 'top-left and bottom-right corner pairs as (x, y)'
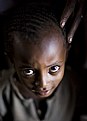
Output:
(16, 70), (34, 88)
(51, 66), (65, 87)
(22, 77), (35, 87)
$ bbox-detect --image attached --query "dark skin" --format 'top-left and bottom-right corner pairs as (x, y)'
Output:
(60, 0), (86, 43)
(11, 29), (67, 100)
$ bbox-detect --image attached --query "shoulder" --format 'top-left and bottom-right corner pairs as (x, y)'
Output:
(0, 68), (14, 87)
(0, 69), (13, 116)
(63, 66), (81, 121)
(0, 68), (14, 99)
(63, 66), (80, 89)
(62, 66), (80, 105)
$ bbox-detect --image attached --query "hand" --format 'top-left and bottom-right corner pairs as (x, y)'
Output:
(60, 0), (86, 43)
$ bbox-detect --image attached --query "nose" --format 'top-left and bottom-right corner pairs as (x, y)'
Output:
(35, 71), (48, 89)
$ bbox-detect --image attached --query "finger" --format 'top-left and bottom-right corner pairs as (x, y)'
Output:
(60, 0), (77, 28)
(67, 6), (83, 43)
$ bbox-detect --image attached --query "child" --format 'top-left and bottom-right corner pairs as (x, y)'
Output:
(0, 2), (78, 121)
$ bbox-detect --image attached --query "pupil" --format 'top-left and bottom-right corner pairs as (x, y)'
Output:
(51, 66), (57, 70)
(24, 69), (33, 74)
(26, 70), (30, 73)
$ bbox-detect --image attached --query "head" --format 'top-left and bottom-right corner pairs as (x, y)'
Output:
(4, 3), (68, 99)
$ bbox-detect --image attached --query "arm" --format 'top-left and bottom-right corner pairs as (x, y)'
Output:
(60, 0), (86, 43)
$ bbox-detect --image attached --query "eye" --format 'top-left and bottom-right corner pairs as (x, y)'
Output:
(23, 69), (34, 76)
(49, 65), (60, 74)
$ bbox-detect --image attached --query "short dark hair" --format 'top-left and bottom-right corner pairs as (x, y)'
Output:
(4, 2), (67, 59)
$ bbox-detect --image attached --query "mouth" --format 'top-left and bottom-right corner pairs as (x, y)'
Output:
(32, 88), (53, 97)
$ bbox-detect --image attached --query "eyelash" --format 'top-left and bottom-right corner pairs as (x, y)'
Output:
(49, 65), (60, 74)
(21, 65), (60, 77)
(22, 68), (35, 76)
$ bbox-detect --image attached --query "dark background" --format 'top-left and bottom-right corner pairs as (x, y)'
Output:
(0, 0), (86, 71)
(0, 0), (87, 115)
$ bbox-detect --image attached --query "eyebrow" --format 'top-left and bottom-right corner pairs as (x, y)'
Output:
(18, 64), (33, 69)
(17, 60), (64, 69)
(46, 60), (64, 68)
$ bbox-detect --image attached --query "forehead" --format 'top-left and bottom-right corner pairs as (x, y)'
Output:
(13, 24), (65, 45)
(13, 28), (65, 52)
(13, 30), (66, 65)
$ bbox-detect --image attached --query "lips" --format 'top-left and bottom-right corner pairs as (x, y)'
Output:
(32, 88), (52, 96)
(37, 90), (50, 95)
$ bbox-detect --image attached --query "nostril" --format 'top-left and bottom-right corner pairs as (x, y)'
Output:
(40, 87), (46, 91)
(43, 87), (46, 90)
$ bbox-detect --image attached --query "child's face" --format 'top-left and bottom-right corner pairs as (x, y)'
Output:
(13, 31), (66, 99)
